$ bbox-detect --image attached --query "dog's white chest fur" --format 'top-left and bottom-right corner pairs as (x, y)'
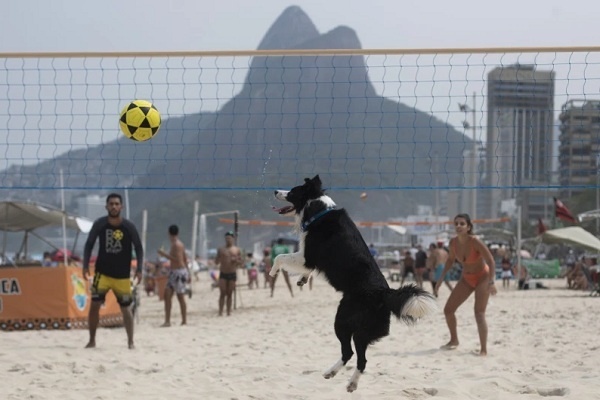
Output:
(269, 195), (336, 282)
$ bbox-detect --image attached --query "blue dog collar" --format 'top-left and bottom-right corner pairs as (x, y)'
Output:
(301, 207), (336, 232)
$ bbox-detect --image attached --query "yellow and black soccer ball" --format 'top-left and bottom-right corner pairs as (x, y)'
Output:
(119, 100), (161, 141)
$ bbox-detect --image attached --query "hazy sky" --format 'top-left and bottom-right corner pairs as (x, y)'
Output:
(2, 0), (600, 169)
(3, 0), (599, 53)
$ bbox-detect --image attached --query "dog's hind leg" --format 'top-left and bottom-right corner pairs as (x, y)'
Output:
(324, 301), (354, 380)
(346, 334), (370, 392)
(346, 314), (389, 392)
(323, 329), (353, 379)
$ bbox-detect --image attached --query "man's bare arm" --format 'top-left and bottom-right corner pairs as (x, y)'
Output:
(181, 242), (189, 266)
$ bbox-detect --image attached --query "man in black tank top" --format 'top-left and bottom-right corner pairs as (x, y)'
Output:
(83, 193), (143, 349)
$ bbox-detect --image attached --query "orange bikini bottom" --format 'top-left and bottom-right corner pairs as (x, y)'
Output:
(462, 264), (489, 288)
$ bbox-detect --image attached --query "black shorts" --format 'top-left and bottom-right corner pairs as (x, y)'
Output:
(403, 266), (415, 277)
(219, 272), (237, 282)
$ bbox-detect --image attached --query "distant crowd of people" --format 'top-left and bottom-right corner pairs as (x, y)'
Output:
(381, 239), (540, 293)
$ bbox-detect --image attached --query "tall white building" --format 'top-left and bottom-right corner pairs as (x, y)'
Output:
(559, 100), (600, 198)
(485, 64), (555, 218)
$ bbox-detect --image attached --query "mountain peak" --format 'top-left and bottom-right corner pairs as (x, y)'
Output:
(295, 25), (362, 50)
(257, 6), (320, 50)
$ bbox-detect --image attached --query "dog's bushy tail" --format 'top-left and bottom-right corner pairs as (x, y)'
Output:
(384, 285), (437, 324)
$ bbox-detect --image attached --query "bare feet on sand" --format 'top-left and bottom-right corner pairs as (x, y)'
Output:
(440, 342), (459, 350)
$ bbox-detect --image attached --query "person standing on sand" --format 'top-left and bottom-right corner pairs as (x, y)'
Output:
(400, 250), (415, 287)
(83, 193), (143, 350)
(433, 242), (454, 295)
(500, 257), (513, 289)
(436, 213), (497, 356)
(245, 252), (259, 289)
(158, 224), (191, 327)
(262, 248), (273, 289)
(215, 231), (242, 316)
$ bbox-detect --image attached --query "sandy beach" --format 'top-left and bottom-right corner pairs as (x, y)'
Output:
(3, 273), (599, 400)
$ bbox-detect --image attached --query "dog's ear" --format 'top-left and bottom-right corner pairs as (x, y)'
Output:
(304, 177), (311, 184)
(312, 175), (321, 185)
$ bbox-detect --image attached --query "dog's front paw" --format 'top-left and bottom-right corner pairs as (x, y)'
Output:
(269, 264), (280, 277)
(297, 276), (308, 286)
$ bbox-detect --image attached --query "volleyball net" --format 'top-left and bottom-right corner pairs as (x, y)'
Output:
(1, 47), (598, 196)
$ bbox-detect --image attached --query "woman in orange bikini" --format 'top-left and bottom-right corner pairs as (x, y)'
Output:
(435, 213), (497, 356)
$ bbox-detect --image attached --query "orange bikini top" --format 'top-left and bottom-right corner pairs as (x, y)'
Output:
(453, 237), (482, 264)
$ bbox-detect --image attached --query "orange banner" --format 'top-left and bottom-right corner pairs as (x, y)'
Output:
(0, 266), (122, 331)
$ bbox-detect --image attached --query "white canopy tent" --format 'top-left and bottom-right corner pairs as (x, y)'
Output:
(0, 201), (92, 233)
(0, 201), (93, 264)
(577, 209), (600, 223)
(539, 226), (600, 253)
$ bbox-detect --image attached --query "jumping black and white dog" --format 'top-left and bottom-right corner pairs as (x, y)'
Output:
(270, 175), (437, 392)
